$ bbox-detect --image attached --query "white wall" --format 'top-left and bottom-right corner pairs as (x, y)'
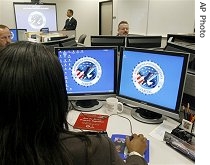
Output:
(113, 0), (195, 37)
(113, 0), (149, 35)
(0, 0), (195, 45)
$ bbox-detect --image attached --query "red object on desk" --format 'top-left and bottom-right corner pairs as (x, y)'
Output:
(73, 113), (109, 131)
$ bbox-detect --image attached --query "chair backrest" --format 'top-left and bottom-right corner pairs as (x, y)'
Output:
(78, 34), (87, 44)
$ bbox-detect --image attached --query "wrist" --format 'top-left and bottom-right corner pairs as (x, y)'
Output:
(128, 151), (143, 157)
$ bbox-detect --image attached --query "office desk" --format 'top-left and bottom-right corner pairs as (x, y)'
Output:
(66, 105), (194, 165)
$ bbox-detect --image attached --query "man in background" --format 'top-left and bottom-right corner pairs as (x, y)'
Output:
(0, 24), (11, 47)
(63, 9), (77, 30)
(117, 21), (129, 36)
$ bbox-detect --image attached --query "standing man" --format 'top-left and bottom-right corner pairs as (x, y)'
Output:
(63, 9), (77, 30)
(117, 21), (129, 36)
(0, 24), (11, 48)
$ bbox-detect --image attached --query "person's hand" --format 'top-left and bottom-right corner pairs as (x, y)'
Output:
(126, 133), (147, 156)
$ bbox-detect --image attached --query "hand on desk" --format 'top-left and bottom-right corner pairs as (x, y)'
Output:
(126, 133), (147, 156)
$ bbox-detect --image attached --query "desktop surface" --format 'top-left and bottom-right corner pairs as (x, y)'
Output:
(66, 106), (194, 165)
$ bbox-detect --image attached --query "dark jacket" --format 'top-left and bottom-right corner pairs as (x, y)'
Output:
(60, 132), (148, 165)
(63, 17), (77, 30)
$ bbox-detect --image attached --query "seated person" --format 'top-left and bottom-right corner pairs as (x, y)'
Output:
(117, 20), (129, 36)
(0, 24), (11, 48)
(0, 41), (148, 165)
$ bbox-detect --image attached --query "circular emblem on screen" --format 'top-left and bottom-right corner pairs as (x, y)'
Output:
(10, 31), (14, 40)
(132, 61), (164, 95)
(72, 57), (102, 87)
(28, 11), (46, 29)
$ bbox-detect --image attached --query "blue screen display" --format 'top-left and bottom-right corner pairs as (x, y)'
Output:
(10, 29), (18, 42)
(119, 49), (185, 110)
(57, 47), (116, 94)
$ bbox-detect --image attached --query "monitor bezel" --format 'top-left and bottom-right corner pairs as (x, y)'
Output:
(90, 35), (126, 51)
(116, 47), (189, 121)
(126, 36), (162, 48)
(54, 46), (118, 101)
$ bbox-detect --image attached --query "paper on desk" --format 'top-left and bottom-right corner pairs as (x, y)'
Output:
(149, 120), (179, 141)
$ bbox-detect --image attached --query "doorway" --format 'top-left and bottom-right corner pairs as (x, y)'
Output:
(99, 1), (113, 35)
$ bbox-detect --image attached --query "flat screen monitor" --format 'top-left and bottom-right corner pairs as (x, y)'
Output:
(40, 27), (49, 33)
(91, 35), (125, 52)
(59, 37), (77, 47)
(117, 47), (189, 124)
(164, 41), (195, 72)
(167, 34), (195, 43)
(10, 29), (18, 43)
(13, 2), (58, 32)
(164, 41), (195, 109)
(54, 46), (117, 111)
(10, 29), (27, 42)
(126, 36), (162, 48)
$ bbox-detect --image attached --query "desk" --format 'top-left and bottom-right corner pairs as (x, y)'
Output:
(66, 105), (194, 165)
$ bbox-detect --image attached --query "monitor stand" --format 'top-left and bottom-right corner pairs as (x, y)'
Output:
(71, 99), (103, 112)
(131, 108), (163, 124)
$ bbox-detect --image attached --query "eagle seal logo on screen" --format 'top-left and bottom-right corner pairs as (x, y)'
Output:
(28, 11), (46, 29)
(132, 61), (164, 95)
(72, 57), (102, 87)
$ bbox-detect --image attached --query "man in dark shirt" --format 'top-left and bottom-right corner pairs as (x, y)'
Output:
(63, 9), (77, 30)
(117, 21), (129, 36)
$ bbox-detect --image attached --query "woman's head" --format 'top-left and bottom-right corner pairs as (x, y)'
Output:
(0, 41), (68, 136)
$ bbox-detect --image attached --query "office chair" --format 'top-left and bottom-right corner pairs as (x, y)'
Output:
(77, 34), (87, 44)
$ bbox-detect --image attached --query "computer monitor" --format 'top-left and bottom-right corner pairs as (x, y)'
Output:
(54, 46), (117, 111)
(49, 35), (68, 41)
(117, 47), (189, 124)
(126, 36), (162, 48)
(164, 41), (195, 110)
(164, 41), (195, 72)
(59, 37), (77, 47)
(10, 29), (27, 42)
(42, 40), (61, 53)
(40, 27), (49, 33)
(10, 29), (18, 43)
(91, 35), (125, 52)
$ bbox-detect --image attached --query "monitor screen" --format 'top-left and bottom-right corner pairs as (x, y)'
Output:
(117, 47), (189, 124)
(13, 2), (58, 32)
(126, 36), (162, 48)
(164, 41), (195, 72)
(54, 46), (117, 111)
(164, 41), (195, 110)
(10, 29), (18, 43)
(91, 35), (125, 52)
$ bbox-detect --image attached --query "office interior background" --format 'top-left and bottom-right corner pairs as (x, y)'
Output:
(0, 0), (198, 163)
(0, 0), (195, 46)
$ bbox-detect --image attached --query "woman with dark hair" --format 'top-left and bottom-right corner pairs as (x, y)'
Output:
(0, 41), (148, 165)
